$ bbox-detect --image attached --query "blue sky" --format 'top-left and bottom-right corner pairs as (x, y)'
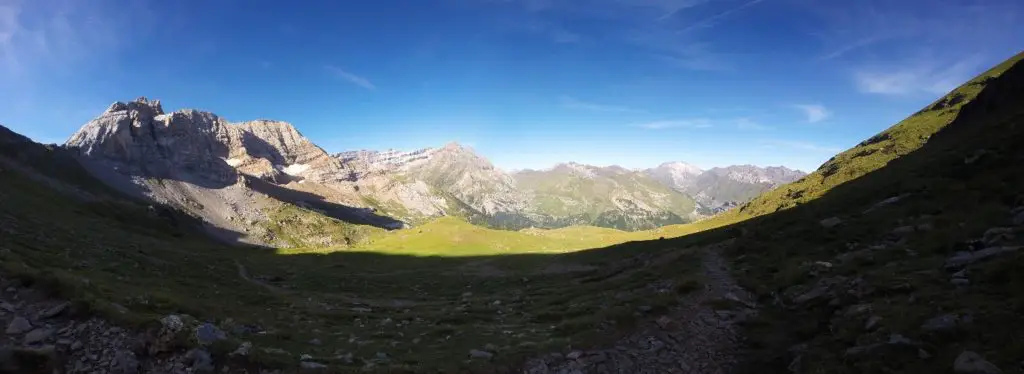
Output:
(1, 0), (1021, 172)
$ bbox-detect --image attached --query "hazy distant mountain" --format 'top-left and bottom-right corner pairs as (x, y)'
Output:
(645, 163), (806, 213)
(513, 162), (698, 231)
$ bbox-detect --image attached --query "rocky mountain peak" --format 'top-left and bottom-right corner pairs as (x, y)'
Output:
(105, 97), (164, 116)
(232, 119), (327, 166)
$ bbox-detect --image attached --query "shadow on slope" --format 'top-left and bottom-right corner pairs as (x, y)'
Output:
(246, 176), (405, 229)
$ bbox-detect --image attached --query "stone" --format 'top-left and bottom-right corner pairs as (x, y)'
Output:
(195, 323), (226, 346)
(110, 303), (130, 314)
(300, 361), (328, 370)
(37, 302), (69, 319)
(945, 247), (1021, 269)
(793, 286), (829, 304)
(231, 341), (252, 357)
(23, 328), (54, 345)
(5, 316), (31, 334)
(187, 349), (215, 373)
(918, 349), (931, 359)
(864, 316), (882, 331)
(1013, 210), (1024, 226)
(954, 351), (1002, 374)
(982, 227), (1015, 245)
(469, 349), (494, 359)
(110, 350), (139, 374)
(161, 315), (185, 332)
(820, 217), (843, 228)
(888, 334), (914, 346)
(892, 226), (916, 235)
(844, 304), (872, 317)
(921, 314), (959, 332)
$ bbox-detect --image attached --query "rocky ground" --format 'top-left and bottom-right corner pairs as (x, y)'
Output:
(523, 243), (755, 374)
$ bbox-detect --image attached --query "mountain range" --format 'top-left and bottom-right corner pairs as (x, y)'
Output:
(0, 51), (1021, 374)
(52, 98), (803, 246)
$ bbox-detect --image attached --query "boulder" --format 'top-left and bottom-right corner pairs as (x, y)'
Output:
(921, 314), (960, 333)
(469, 349), (494, 359)
(954, 351), (1002, 374)
(945, 247), (1021, 269)
(5, 316), (31, 335)
(820, 217), (843, 228)
(195, 323), (226, 346)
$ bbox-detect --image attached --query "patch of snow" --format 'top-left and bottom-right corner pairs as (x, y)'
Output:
(281, 164), (310, 175)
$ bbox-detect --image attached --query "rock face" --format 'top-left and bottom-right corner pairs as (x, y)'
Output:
(66, 98), (343, 187)
(66, 98), (244, 185)
(645, 163), (806, 213)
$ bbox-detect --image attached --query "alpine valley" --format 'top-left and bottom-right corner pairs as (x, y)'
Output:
(59, 98), (804, 247)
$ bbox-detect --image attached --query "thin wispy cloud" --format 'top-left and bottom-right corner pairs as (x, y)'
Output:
(807, 0), (1023, 96)
(324, 65), (376, 90)
(524, 21), (581, 43)
(853, 57), (983, 96)
(734, 117), (772, 130)
(0, 0), (148, 79)
(634, 118), (713, 130)
(793, 104), (831, 123)
(481, 0), (754, 71)
(674, 0), (766, 35)
(560, 96), (642, 113)
(762, 140), (841, 153)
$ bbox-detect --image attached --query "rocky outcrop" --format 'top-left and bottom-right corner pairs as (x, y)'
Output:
(66, 98), (350, 187)
(66, 97), (244, 185)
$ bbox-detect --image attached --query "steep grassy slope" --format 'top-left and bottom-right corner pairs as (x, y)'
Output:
(636, 51), (1024, 373)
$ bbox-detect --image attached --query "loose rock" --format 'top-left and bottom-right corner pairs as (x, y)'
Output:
(37, 302), (69, 319)
(195, 323), (226, 346)
(469, 349), (494, 359)
(820, 217), (843, 228)
(954, 351), (1002, 374)
(187, 349), (215, 373)
(300, 361), (328, 370)
(5, 316), (31, 335)
(921, 314), (959, 333)
(23, 328), (54, 345)
(231, 341), (252, 357)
